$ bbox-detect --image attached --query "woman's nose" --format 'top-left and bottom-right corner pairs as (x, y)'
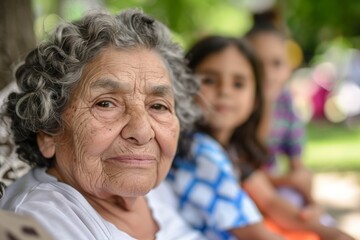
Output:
(120, 107), (155, 145)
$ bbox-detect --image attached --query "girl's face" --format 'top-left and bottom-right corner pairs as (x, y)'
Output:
(195, 45), (256, 143)
(250, 32), (292, 101)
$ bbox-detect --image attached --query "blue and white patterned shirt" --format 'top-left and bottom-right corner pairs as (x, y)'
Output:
(167, 132), (262, 240)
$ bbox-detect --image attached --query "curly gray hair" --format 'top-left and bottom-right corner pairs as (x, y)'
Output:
(3, 9), (199, 167)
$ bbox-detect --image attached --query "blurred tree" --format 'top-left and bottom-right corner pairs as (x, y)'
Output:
(282, 0), (360, 64)
(0, 0), (36, 90)
(105, 0), (252, 50)
(8, 0), (360, 70)
(32, 0), (252, 50)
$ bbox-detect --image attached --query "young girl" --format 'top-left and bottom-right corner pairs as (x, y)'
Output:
(245, 22), (315, 212)
(168, 36), (282, 240)
(167, 36), (354, 240)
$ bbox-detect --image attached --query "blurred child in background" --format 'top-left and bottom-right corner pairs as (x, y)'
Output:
(245, 20), (354, 236)
(246, 22), (315, 212)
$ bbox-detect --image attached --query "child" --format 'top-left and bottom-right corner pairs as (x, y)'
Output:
(167, 36), (354, 240)
(245, 22), (315, 210)
(168, 35), (282, 240)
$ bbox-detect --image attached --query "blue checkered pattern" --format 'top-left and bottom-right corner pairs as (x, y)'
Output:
(167, 133), (262, 240)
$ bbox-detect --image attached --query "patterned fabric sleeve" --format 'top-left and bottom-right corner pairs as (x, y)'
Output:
(168, 133), (262, 240)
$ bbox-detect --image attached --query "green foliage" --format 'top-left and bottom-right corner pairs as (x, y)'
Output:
(105, 0), (252, 50)
(33, 0), (253, 49)
(282, 0), (360, 63)
(32, 0), (360, 63)
(304, 122), (360, 172)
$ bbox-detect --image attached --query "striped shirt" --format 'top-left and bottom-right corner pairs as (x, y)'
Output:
(267, 90), (306, 171)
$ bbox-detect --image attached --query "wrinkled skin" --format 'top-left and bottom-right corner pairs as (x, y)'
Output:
(38, 46), (180, 203)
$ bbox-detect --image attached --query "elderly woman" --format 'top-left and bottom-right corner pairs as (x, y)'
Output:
(0, 9), (203, 240)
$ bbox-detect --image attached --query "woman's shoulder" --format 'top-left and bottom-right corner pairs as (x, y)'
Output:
(0, 168), (44, 210)
(1, 168), (88, 212)
(0, 168), (117, 239)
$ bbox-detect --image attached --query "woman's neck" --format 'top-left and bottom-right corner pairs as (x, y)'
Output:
(47, 166), (158, 239)
(87, 194), (159, 240)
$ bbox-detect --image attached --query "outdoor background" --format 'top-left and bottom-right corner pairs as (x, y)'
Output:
(1, 0), (359, 238)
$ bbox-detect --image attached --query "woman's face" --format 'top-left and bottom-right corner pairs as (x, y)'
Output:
(40, 47), (180, 198)
(195, 46), (256, 142)
(249, 32), (292, 101)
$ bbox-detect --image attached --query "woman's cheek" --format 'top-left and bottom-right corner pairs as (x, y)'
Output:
(91, 106), (125, 125)
(69, 112), (112, 158)
(164, 116), (180, 156)
(152, 112), (177, 147)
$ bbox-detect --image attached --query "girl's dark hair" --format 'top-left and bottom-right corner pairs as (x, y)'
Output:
(179, 35), (268, 169)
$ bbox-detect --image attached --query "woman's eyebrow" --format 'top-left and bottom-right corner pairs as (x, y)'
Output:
(90, 78), (128, 91)
(90, 78), (173, 97)
(149, 85), (174, 98)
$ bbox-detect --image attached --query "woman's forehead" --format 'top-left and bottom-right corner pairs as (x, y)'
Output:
(87, 47), (168, 74)
(87, 78), (174, 98)
(78, 47), (173, 92)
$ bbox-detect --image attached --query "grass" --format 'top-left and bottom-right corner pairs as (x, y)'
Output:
(303, 121), (360, 172)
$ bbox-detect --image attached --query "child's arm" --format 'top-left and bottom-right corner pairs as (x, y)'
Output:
(244, 169), (312, 229)
(265, 158), (314, 204)
(229, 222), (284, 240)
(243, 170), (354, 240)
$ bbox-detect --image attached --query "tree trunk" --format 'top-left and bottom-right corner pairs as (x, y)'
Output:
(0, 0), (36, 90)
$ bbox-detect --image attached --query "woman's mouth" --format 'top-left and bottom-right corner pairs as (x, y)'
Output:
(105, 155), (157, 167)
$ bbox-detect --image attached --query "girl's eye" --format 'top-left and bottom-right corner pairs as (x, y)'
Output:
(201, 77), (216, 85)
(272, 59), (283, 68)
(234, 81), (244, 88)
(96, 101), (114, 108)
(151, 103), (169, 111)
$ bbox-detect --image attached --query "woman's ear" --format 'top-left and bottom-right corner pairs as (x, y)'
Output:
(37, 132), (55, 158)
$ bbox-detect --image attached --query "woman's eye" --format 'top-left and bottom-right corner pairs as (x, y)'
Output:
(151, 103), (169, 111)
(96, 101), (114, 108)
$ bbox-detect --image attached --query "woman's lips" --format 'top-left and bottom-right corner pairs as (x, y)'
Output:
(105, 155), (156, 167)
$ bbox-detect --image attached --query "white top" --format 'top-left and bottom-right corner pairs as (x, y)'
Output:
(0, 168), (205, 240)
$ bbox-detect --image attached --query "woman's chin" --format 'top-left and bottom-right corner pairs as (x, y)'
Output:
(111, 177), (157, 197)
